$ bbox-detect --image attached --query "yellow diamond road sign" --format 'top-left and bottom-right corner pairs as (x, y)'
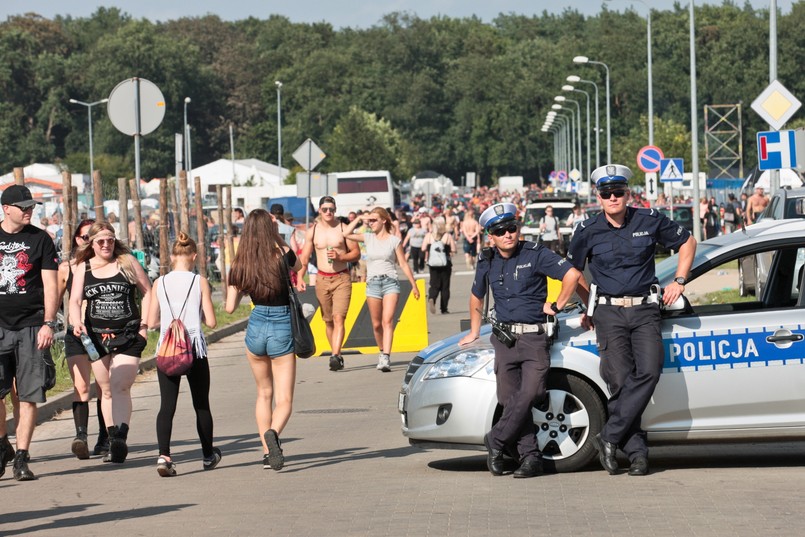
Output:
(751, 80), (801, 130)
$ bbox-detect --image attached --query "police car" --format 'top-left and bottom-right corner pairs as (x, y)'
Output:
(400, 217), (805, 472)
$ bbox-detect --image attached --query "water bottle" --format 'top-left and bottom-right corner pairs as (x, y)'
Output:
(80, 332), (101, 361)
(327, 246), (334, 265)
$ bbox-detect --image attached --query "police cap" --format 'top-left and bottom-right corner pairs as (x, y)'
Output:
(479, 202), (517, 232)
(591, 164), (632, 187)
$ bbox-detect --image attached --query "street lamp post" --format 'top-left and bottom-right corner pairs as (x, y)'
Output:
(563, 85), (591, 189)
(183, 97), (192, 180)
(690, 1), (701, 241)
(553, 105), (576, 176)
(556, 96), (582, 177)
(69, 98), (109, 181)
(573, 56), (611, 163)
(275, 81), (283, 180)
(567, 75), (600, 168)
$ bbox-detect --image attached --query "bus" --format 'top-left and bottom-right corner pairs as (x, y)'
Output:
(334, 170), (401, 216)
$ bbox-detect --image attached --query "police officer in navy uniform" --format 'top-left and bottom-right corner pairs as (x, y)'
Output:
(567, 164), (696, 476)
(459, 203), (580, 478)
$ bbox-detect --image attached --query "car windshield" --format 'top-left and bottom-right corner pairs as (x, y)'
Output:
(523, 207), (574, 226)
(656, 243), (718, 283)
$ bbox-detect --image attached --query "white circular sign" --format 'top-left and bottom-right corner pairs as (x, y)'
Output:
(107, 78), (166, 136)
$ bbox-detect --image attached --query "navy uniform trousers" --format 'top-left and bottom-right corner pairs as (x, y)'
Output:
(594, 302), (664, 461)
(488, 331), (550, 459)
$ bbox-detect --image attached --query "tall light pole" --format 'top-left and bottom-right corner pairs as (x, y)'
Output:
(275, 81), (283, 180)
(563, 85), (591, 188)
(553, 105), (576, 176)
(573, 56), (611, 163)
(690, 1), (702, 241)
(69, 97), (109, 181)
(556, 96), (582, 177)
(567, 75), (600, 169)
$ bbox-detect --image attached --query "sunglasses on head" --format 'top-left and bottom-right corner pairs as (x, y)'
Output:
(490, 223), (518, 237)
(599, 189), (628, 199)
(320, 206), (336, 214)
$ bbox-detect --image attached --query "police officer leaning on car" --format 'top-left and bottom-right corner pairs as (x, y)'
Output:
(459, 202), (581, 478)
(567, 164), (696, 477)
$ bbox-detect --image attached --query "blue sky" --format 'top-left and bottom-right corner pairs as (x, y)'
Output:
(0, 1), (795, 27)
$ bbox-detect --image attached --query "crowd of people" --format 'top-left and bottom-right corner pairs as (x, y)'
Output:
(0, 176), (773, 482)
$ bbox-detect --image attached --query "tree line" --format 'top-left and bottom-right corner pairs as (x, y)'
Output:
(0, 3), (803, 190)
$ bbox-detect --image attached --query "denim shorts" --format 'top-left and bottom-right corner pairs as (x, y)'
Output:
(366, 275), (400, 299)
(245, 305), (294, 358)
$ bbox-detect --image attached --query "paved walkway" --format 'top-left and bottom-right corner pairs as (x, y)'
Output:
(3, 272), (805, 536)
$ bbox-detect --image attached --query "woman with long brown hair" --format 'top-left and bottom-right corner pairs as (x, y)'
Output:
(343, 207), (420, 372)
(225, 209), (301, 471)
(69, 222), (152, 463)
(57, 218), (109, 459)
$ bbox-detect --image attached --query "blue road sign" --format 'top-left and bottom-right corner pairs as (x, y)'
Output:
(637, 145), (665, 173)
(757, 130), (798, 171)
(659, 158), (684, 182)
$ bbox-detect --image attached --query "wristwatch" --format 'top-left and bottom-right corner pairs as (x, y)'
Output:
(674, 276), (687, 285)
(43, 320), (58, 329)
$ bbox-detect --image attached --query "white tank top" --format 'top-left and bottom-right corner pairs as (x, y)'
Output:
(155, 271), (208, 358)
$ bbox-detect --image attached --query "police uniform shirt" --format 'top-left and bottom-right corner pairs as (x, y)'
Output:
(471, 241), (572, 324)
(567, 207), (690, 296)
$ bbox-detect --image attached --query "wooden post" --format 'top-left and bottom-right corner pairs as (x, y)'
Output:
(118, 178), (130, 246)
(92, 170), (105, 222)
(13, 167), (24, 186)
(61, 171), (73, 261)
(71, 187), (79, 226)
(159, 179), (170, 276)
(179, 171), (189, 234)
(216, 185), (227, 299)
(224, 185), (234, 290)
(194, 177), (207, 278)
(129, 179), (144, 251)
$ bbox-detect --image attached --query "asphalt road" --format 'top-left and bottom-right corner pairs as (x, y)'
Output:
(2, 269), (805, 536)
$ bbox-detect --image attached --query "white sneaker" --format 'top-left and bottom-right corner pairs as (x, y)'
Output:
(377, 353), (391, 372)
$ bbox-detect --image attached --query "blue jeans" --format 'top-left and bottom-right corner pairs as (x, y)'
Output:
(245, 305), (293, 357)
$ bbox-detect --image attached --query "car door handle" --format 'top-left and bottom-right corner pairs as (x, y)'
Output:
(766, 334), (804, 343)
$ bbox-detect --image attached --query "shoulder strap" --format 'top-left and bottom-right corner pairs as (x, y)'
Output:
(164, 274), (197, 321)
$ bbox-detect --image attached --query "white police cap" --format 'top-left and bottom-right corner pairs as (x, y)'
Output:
(479, 202), (518, 231)
(591, 164), (633, 187)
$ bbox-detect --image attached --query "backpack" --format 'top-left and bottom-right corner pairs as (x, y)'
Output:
(156, 275), (197, 377)
(724, 203), (735, 223)
(428, 233), (449, 267)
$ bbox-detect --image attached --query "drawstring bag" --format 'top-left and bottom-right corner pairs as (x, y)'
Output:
(285, 255), (315, 359)
(156, 275), (197, 376)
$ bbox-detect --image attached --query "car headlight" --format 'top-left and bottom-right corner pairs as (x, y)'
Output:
(423, 348), (495, 380)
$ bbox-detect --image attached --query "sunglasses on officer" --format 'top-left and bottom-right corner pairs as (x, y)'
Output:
(598, 188), (628, 199)
(490, 223), (518, 237)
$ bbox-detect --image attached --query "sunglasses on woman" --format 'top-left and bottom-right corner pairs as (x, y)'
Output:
(490, 224), (518, 237)
(94, 238), (115, 247)
(366, 219), (379, 224)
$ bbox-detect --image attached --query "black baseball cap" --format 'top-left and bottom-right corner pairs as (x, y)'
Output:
(1, 185), (41, 208)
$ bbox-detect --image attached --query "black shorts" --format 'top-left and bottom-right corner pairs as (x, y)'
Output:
(65, 330), (86, 358)
(0, 326), (55, 404)
(463, 239), (478, 257)
(88, 331), (148, 359)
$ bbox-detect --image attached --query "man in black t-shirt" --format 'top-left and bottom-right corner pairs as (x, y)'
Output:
(0, 185), (59, 482)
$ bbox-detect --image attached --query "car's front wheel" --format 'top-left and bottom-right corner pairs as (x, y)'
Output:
(533, 371), (606, 473)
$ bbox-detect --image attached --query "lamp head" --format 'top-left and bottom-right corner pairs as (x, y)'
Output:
(69, 98), (78, 104)
(275, 81), (282, 88)
(184, 97), (191, 103)
(562, 85), (574, 91)
(573, 56), (589, 64)
(554, 95), (566, 102)
(566, 75), (581, 82)
(551, 104), (563, 110)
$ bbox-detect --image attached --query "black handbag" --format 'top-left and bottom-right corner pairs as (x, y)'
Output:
(285, 254), (315, 359)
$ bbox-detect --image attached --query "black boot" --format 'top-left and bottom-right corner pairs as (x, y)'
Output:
(0, 435), (14, 478)
(109, 423), (129, 463)
(93, 399), (109, 456)
(71, 426), (90, 460)
(103, 426), (118, 463)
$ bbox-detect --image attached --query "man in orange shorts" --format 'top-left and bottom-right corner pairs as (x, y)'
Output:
(297, 197), (360, 371)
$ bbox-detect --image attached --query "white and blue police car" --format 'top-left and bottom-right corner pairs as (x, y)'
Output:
(400, 216), (805, 472)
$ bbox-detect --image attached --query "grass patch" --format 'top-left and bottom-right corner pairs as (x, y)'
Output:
(697, 288), (754, 305)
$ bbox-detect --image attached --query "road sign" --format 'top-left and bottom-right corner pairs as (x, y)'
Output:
(557, 170), (568, 182)
(297, 172), (337, 197)
(757, 130), (798, 170)
(107, 78), (166, 136)
(751, 80), (801, 130)
(569, 168), (582, 181)
(292, 139), (326, 171)
(645, 172), (658, 201)
(637, 145), (665, 173)
(659, 158), (684, 182)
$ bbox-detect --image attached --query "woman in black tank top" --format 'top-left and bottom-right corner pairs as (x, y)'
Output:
(69, 222), (152, 464)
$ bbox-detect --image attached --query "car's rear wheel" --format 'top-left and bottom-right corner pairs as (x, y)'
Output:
(533, 371), (606, 473)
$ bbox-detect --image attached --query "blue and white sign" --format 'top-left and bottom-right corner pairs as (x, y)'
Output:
(659, 158), (684, 182)
(757, 130), (798, 171)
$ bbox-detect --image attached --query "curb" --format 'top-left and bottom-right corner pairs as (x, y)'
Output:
(4, 318), (250, 432)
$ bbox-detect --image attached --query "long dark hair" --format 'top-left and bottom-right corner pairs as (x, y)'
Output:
(71, 218), (95, 253)
(228, 209), (287, 303)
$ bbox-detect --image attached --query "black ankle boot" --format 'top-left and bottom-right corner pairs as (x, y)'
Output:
(109, 423), (129, 463)
(103, 426), (118, 463)
(71, 426), (90, 460)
